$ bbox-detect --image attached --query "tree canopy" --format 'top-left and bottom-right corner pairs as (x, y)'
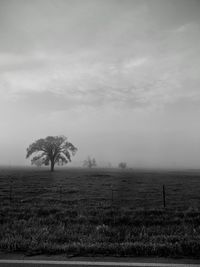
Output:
(26, 135), (77, 171)
(118, 162), (127, 169)
(83, 156), (97, 168)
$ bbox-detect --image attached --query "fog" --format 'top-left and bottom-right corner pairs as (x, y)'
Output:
(0, 0), (200, 169)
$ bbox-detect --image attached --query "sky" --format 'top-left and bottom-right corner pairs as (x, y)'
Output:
(0, 0), (200, 168)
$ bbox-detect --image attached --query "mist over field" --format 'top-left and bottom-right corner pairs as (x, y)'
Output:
(0, 0), (200, 169)
(2, 1), (200, 258)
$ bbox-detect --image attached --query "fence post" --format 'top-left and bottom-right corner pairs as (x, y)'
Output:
(110, 185), (114, 207)
(59, 186), (62, 202)
(111, 189), (113, 205)
(110, 187), (115, 225)
(9, 179), (13, 204)
(163, 185), (166, 208)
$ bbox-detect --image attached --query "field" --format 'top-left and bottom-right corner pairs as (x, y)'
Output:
(1, 167), (200, 258)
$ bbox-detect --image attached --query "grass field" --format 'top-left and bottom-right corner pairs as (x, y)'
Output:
(1, 167), (200, 258)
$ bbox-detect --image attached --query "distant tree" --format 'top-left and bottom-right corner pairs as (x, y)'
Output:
(26, 136), (77, 172)
(33, 158), (43, 168)
(118, 162), (127, 169)
(83, 156), (97, 168)
(107, 162), (112, 168)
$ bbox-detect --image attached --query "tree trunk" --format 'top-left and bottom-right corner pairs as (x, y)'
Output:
(50, 160), (54, 172)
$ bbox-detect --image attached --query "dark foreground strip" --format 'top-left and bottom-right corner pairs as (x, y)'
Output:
(0, 260), (199, 267)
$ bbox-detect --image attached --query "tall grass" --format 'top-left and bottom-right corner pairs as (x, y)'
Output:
(1, 201), (200, 257)
(1, 168), (200, 257)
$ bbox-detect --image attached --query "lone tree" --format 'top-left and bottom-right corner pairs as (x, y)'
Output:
(83, 156), (97, 168)
(118, 162), (127, 169)
(26, 136), (77, 171)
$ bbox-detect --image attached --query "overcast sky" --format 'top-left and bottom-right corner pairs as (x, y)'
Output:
(0, 0), (200, 168)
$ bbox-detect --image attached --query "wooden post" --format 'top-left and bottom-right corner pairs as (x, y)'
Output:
(163, 185), (166, 208)
(111, 189), (113, 205)
(9, 180), (12, 204)
(110, 187), (115, 224)
(60, 186), (62, 201)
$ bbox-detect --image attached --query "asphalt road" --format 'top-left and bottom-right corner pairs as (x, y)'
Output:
(0, 260), (199, 267)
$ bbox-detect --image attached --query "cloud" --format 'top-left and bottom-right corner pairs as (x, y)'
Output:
(0, 47), (200, 113)
(0, 0), (200, 114)
(123, 57), (148, 69)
